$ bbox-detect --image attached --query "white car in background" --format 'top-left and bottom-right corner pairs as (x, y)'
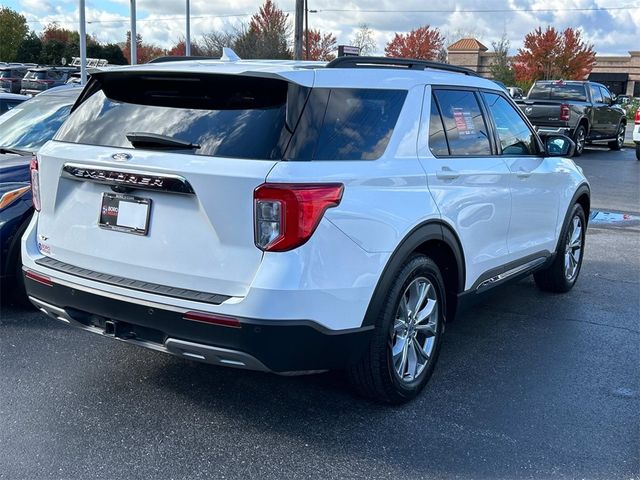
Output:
(23, 54), (590, 403)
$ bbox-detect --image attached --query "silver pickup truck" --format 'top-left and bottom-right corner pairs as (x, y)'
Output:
(517, 80), (627, 156)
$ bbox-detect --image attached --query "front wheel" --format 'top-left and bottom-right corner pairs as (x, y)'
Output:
(608, 123), (626, 150)
(348, 254), (445, 404)
(534, 203), (586, 293)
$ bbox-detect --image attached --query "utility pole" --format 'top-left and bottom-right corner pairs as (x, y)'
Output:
(185, 0), (191, 56)
(304, 0), (309, 60)
(294, 0), (303, 60)
(79, 0), (87, 84)
(130, 0), (137, 64)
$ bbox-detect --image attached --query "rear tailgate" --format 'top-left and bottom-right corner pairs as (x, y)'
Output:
(36, 143), (275, 298)
(33, 68), (313, 299)
(519, 100), (567, 126)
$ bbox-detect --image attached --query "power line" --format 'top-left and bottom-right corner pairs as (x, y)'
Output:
(315, 5), (638, 13)
(23, 4), (638, 26)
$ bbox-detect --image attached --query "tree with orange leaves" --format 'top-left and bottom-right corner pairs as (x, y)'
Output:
(384, 25), (444, 60)
(513, 26), (595, 83)
(235, 0), (292, 59)
(303, 29), (337, 61)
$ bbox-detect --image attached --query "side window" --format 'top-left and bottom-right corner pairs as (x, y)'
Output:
(428, 95), (449, 156)
(482, 93), (538, 156)
(0, 101), (6, 115)
(599, 86), (612, 105)
(433, 89), (491, 156)
(590, 85), (603, 103)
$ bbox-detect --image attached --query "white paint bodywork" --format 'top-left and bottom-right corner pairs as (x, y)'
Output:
(23, 59), (589, 331)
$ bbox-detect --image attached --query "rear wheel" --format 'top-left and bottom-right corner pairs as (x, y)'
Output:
(608, 123), (625, 150)
(534, 204), (586, 293)
(573, 125), (587, 157)
(635, 143), (639, 160)
(348, 254), (445, 404)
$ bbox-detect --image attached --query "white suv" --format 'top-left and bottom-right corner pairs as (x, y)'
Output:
(22, 56), (590, 403)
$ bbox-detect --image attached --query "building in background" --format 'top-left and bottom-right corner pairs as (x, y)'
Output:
(446, 38), (639, 97)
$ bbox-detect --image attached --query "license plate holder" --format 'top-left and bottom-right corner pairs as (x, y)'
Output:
(99, 193), (151, 236)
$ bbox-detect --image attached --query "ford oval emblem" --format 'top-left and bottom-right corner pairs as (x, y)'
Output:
(112, 153), (132, 162)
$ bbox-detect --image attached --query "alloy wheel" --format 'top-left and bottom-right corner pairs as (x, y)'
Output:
(564, 215), (583, 280)
(390, 277), (439, 383)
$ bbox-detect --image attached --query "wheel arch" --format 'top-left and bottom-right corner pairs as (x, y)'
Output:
(361, 220), (466, 327)
(556, 183), (590, 254)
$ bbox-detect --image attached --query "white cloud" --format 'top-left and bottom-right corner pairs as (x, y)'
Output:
(16, 0), (640, 55)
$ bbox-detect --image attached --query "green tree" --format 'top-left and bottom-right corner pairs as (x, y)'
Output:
(100, 44), (127, 65)
(489, 34), (515, 86)
(0, 7), (29, 61)
(234, 0), (292, 59)
(15, 31), (43, 63)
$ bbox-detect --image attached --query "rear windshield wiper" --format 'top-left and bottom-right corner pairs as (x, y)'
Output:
(125, 132), (200, 150)
(0, 147), (31, 156)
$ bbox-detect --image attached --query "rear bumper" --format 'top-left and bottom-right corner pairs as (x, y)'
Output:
(536, 126), (573, 137)
(24, 270), (373, 373)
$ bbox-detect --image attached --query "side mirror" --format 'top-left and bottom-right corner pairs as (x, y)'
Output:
(543, 134), (576, 157)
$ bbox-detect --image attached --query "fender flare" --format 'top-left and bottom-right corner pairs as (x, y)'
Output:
(360, 220), (465, 327)
(554, 183), (590, 255)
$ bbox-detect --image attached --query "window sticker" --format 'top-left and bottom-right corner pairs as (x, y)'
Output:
(452, 108), (476, 135)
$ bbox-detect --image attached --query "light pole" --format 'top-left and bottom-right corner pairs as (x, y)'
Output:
(79, 0), (87, 84)
(130, 0), (137, 64)
(186, 0), (191, 56)
(304, 0), (309, 60)
(294, 0), (303, 60)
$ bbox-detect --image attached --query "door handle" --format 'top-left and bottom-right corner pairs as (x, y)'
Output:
(516, 168), (532, 178)
(436, 167), (460, 180)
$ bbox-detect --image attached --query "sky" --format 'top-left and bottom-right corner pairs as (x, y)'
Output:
(3, 0), (639, 56)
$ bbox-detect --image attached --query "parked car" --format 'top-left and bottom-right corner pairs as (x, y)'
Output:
(22, 56), (589, 403)
(634, 107), (640, 160)
(507, 86), (524, 99)
(20, 67), (78, 96)
(0, 86), (81, 303)
(518, 80), (627, 156)
(0, 92), (28, 115)
(0, 66), (29, 94)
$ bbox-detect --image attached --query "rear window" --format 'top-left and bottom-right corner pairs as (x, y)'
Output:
(56, 73), (294, 160)
(528, 83), (587, 101)
(56, 72), (407, 161)
(25, 71), (48, 80)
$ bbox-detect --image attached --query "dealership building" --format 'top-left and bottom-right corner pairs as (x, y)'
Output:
(447, 38), (640, 97)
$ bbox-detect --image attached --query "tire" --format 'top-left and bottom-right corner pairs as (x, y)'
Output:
(608, 123), (626, 150)
(348, 254), (446, 404)
(572, 125), (587, 157)
(6, 216), (32, 306)
(635, 143), (640, 161)
(534, 203), (586, 293)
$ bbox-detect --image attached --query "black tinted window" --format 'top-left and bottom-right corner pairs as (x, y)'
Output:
(483, 93), (537, 156)
(428, 95), (448, 156)
(433, 89), (491, 156)
(56, 73), (296, 160)
(590, 85), (603, 103)
(287, 88), (406, 161)
(599, 86), (612, 104)
(528, 83), (587, 101)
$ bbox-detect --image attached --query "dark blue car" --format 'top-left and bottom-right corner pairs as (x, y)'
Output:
(0, 85), (81, 303)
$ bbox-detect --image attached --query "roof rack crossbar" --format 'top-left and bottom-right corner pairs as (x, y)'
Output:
(326, 56), (479, 76)
(148, 56), (219, 64)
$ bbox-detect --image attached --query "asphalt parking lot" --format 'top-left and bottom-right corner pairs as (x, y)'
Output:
(1, 147), (638, 480)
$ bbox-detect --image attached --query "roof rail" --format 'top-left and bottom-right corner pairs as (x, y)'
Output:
(326, 56), (479, 76)
(148, 56), (219, 64)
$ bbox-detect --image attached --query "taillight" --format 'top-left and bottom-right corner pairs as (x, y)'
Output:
(635, 108), (640, 125)
(560, 104), (570, 122)
(30, 155), (41, 211)
(254, 183), (344, 252)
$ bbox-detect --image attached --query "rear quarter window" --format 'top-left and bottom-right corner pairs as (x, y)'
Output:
(286, 88), (407, 161)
